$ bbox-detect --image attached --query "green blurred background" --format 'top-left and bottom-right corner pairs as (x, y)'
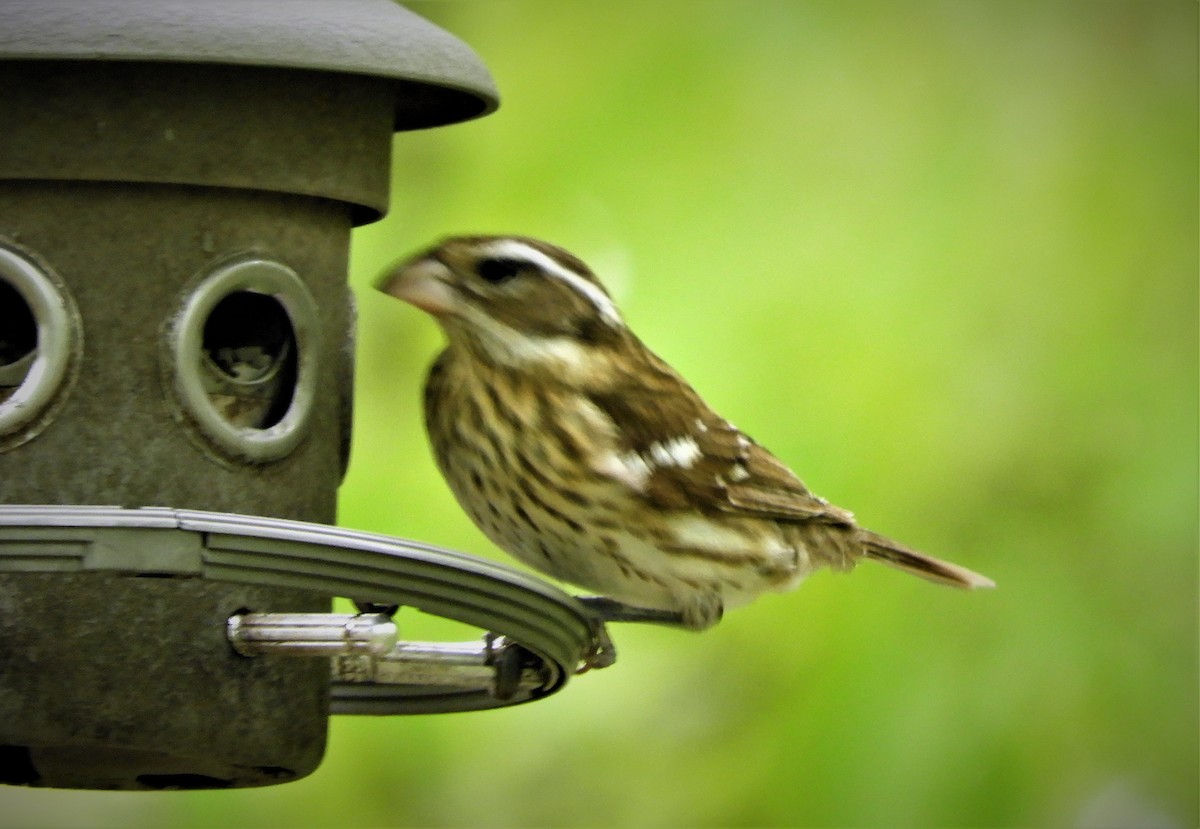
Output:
(3, 2), (1196, 827)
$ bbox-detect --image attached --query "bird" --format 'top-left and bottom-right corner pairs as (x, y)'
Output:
(377, 235), (994, 655)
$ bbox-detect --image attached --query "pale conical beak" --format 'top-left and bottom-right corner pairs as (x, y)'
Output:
(375, 256), (459, 317)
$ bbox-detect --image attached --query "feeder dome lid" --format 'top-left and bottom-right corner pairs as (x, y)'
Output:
(0, 0), (498, 129)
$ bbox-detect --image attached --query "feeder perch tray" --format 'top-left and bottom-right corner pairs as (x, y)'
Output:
(0, 505), (609, 714)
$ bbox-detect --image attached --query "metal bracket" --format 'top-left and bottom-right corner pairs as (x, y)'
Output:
(225, 611), (554, 707)
(227, 612), (399, 657)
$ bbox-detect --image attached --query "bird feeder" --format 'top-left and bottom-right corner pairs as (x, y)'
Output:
(0, 0), (603, 791)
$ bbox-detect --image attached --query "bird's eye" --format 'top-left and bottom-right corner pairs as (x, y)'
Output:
(476, 258), (526, 284)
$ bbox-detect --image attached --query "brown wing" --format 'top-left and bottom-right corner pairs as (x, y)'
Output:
(589, 343), (854, 527)
(722, 434), (854, 525)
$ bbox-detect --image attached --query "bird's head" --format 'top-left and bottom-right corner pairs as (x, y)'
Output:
(377, 235), (630, 382)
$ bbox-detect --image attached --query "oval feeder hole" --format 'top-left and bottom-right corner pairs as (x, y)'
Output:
(200, 289), (298, 430)
(167, 258), (318, 464)
(0, 242), (81, 449)
(0, 279), (37, 401)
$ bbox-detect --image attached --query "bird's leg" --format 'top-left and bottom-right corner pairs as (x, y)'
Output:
(576, 596), (692, 627)
(574, 595), (724, 672)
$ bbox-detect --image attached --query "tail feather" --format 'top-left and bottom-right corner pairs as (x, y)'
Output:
(860, 531), (995, 590)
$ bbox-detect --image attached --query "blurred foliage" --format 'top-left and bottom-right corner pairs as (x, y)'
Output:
(3, 2), (1196, 827)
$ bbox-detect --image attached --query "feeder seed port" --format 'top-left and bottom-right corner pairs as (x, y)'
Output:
(165, 258), (318, 464)
(0, 242), (81, 448)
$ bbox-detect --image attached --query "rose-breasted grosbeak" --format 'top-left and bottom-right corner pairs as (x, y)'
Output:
(378, 236), (993, 639)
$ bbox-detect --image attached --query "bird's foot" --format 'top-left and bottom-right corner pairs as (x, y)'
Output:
(578, 622), (618, 673)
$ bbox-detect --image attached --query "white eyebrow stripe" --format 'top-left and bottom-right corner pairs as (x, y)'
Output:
(482, 239), (623, 326)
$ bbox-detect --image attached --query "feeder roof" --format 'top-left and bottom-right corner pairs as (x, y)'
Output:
(0, 0), (498, 129)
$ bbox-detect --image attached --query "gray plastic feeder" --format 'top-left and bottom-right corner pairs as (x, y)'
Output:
(0, 0), (600, 792)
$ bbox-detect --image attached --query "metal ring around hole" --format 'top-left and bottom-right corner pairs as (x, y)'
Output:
(0, 242), (81, 448)
(167, 257), (319, 464)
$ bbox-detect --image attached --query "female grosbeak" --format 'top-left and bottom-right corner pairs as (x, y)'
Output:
(379, 236), (992, 634)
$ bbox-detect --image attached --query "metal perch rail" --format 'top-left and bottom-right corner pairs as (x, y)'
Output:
(227, 611), (551, 707)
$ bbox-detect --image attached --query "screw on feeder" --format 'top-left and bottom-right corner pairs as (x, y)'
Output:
(487, 635), (543, 701)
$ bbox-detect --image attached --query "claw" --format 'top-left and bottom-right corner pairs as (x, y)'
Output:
(578, 622), (617, 673)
